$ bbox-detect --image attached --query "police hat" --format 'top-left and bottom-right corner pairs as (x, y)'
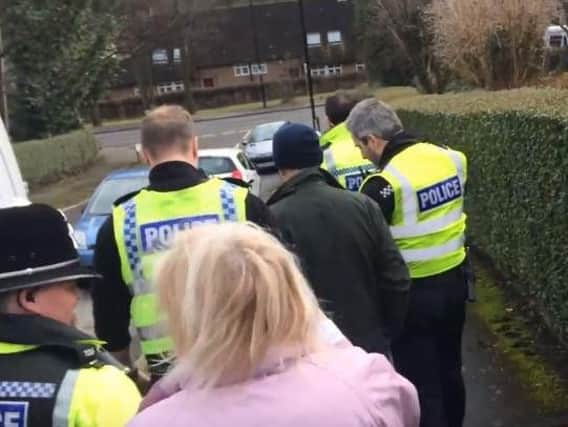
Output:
(0, 204), (100, 293)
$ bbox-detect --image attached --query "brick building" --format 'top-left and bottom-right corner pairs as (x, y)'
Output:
(109, 0), (365, 100)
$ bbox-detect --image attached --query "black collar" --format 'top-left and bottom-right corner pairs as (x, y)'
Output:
(0, 314), (122, 368)
(378, 131), (419, 169)
(267, 167), (342, 205)
(148, 161), (208, 192)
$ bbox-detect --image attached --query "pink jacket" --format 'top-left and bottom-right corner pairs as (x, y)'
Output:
(129, 345), (420, 427)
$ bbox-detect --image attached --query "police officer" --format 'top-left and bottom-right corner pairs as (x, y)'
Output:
(346, 98), (468, 427)
(94, 105), (275, 382)
(320, 92), (375, 191)
(0, 204), (141, 427)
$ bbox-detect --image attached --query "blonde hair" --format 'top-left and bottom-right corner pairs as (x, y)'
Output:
(156, 223), (323, 388)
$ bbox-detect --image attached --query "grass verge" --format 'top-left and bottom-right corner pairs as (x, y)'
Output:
(30, 147), (139, 209)
(472, 256), (568, 413)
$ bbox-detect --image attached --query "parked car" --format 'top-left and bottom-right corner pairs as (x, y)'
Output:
(198, 148), (260, 196)
(241, 121), (288, 172)
(0, 117), (29, 208)
(74, 149), (260, 267)
(74, 167), (149, 267)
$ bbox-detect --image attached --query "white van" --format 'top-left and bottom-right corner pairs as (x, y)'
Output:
(0, 118), (29, 208)
(545, 25), (568, 49)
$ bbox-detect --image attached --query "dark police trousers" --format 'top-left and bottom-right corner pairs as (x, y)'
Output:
(392, 264), (467, 427)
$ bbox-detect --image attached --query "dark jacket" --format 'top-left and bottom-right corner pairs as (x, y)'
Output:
(93, 161), (276, 354)
(0, 315), (130, 426)
(267, 168), (411, 354)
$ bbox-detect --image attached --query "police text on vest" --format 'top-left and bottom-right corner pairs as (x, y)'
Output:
(417, 176), (462, 212)
(0, 402), (28, 427)
(141, 215), (220, 252)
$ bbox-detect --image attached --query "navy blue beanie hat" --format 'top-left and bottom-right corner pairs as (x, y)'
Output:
(272, 123), (323, 170)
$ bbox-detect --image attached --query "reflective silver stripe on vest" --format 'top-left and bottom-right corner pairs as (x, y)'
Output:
(400, 234), (465, 263)
(52, 369), (80, 427)
(323, 148), (338, 177)
(132, 280), (153, 296)
(383, 164), (417, 226)
(137, 323), (167, 341)
(447, 149), (466, 188)
(390, 209), (463, 239)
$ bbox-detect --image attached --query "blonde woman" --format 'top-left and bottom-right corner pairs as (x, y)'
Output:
(129, 223), (420, 427)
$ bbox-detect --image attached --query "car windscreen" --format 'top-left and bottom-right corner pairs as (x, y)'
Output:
(250, 122), (286, 143)
(199, 157), (235, 175)
(87, 176), (148, 215)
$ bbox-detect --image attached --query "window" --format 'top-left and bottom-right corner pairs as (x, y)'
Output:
(307, 32), (321, 46)
(251, 63), (268, 75)
(237, 153), (256, 171)
(198, 157), (236, 175)
(202, 78), (214, 88)
(88, 177), (149, 215)
(310, 67), (326, 77)
(250, 121), (287, 143)
(156, 81), (184, 94)
(547, 34), (568, 48)
(327, 31), (342, 45)
(234, 64), (250, 77)
(310, 65), (342, 77)
(355, 63), (366, 73)
(327, 65), (342, 75)
(173, 48), (182, 63)
(152, 49), (168, 65)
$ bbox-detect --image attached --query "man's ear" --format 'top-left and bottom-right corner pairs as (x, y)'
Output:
(142, 148), (152, 166)
(192, 136), (199, 157)
(17, 289), (39, 314)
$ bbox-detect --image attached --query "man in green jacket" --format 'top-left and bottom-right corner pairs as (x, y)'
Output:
(267, 123), (411, 355)
(320, 93), (375, 191)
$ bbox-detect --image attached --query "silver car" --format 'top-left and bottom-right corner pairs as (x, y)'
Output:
(242, 121), (288, 172)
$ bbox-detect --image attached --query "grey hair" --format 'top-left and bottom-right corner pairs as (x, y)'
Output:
(346, 98), (403, 141)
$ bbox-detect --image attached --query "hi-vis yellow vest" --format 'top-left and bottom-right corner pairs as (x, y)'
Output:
(362, 143), (467, 278)
(320, 122), (375, 191)
(113, 179), (247, 361)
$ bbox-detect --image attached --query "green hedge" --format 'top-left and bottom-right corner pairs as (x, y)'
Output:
(13, 130), (99, 187)
(390, 90), (568, 339)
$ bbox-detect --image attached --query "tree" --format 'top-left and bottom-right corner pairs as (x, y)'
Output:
(0, 0), (121, 140)
(354, 0), (414, 86)
(362, 0), (447, 93)
(116, 0), (223, 113)
(428, 0), (561, 90)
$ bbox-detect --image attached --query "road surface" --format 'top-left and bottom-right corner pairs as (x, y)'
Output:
(96, 105), (326, 150)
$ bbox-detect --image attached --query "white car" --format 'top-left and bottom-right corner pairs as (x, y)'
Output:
(198, 148), (261, 196)
(241, 121), (288, 172)
(0, 117), (29, 208)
